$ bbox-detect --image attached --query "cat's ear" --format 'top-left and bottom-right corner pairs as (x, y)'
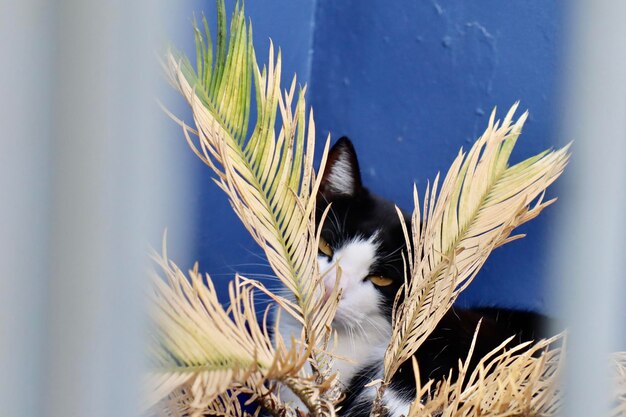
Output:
(319, 136), (363, 197)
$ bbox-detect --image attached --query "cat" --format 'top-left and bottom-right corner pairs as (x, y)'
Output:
(274, 137), (550, 417)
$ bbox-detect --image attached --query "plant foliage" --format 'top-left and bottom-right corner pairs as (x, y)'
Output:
(383, 105), (570, 382)
(148, 2), (618, 417)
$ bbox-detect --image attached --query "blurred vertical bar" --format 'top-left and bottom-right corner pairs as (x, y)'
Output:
(44, 0), (175, 416)
(0, 1), (52, 416)
(554, 1), (626, 416)
(1, 0), (180, 416)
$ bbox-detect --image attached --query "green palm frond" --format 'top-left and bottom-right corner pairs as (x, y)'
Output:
(165, 2), (335, 350)
(383, 104), (571, 381)
(159, 1), (340, 414)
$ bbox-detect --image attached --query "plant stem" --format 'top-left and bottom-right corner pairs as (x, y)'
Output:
(283, 377), (324, 417)
(370, 381), (388, 417)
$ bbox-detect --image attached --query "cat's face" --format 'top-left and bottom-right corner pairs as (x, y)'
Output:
(316, 137), (410, 330)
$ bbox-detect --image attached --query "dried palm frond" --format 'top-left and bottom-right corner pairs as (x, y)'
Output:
(154, 378), (279, 417)
(145, 247), (269, 412)
(157, 1), (340, 414)
(382, 105), (571, 388)
(164, 1), (336, 358)
(153, 385), (248, 417)
(146, 243), (320, 416)
(408, 333), (565, 417)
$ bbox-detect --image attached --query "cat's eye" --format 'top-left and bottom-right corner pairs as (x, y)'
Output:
(367, 275), (394, 287)
(318, 236), (333, 258)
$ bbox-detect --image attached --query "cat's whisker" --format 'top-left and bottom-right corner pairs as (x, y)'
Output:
(344, 322), (357, 352)
(242, 274), (282, 281)
(341, 207), (351, 240)
(350, 326), (357, 352)
(363, 316), (389, 338)
(380, 254), (404, 265)
(351, 319), (366, 338)
(328, 208), (345, 242)
(224, 262), (273, 268)
(206, 272), (280, 282)
(204, 272), (240, 277)
(431, 344), (450, 362)
(239, 247), (272, 263)
(380, 244), (405, 260)
(385, 263), (402, 276)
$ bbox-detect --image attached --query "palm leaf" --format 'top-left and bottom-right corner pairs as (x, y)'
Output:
(384, 104), (571, 381)
(160, 1), (340, 414)
(165, 1), (335, 352)
(155, 371), (310, 417)
(144, 247), (276, 412)
(146, 245), (316, 414)
(408, 334), (566, 417)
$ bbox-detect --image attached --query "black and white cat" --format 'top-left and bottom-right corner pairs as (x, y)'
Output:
(275, 137), (549, 417)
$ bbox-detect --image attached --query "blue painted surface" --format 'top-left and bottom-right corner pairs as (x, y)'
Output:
(309, 0), (565, 312)
(173, 1), (566, 312)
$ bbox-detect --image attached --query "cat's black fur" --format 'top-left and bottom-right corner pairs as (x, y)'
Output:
(317, 137), (552, 416)
(317, 137), (409, 322)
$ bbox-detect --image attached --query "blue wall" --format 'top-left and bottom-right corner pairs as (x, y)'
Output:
(308, 1), (566, 312)
(175, 1), (566, 312)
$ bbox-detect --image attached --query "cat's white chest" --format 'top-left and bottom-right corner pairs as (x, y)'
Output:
(331, 324), (389, 386)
